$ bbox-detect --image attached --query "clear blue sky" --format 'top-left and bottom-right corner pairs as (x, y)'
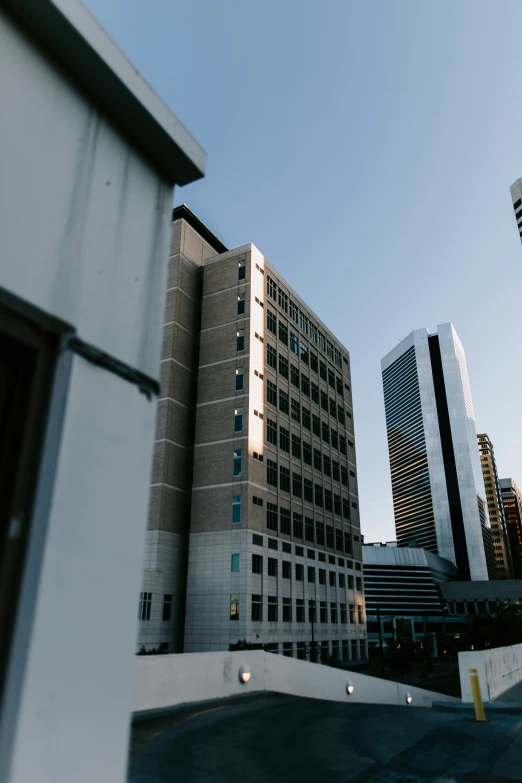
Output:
(86, 0), (522, 544)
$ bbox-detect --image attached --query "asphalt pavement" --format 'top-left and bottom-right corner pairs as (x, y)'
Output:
(128, 694), (522, 782)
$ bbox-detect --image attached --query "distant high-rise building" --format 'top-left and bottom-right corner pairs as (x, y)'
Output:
(477, 435), (513, 578)
(499, 479), (522, 579)
(510, 179), (522, 243)
(381, 323), (495, 581)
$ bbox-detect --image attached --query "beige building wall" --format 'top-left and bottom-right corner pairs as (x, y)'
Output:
(477, 434), (513, 579)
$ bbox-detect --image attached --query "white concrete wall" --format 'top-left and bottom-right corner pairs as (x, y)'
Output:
(133, 650), (458, 716)
(459, 643), (522, 703)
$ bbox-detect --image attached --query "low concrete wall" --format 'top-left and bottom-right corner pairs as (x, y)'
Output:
(133, 651), (458, 717)
(459, 642), (522, 703)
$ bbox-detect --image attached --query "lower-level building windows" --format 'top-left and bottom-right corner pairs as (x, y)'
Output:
(297, 641), (306, 659)
(268, 596), (278, 621)
(162, 594), (172, 622)
(268, 557), (278, 577)
(138, 592), (152, 621)
(233, 448), (242, 476)
(252, 594), (263, 621)
(296, 599), (305, 622)
(331, 640), (339, 660)
(320, 601), (327, 623)
(283, 597), (292, 622)
(340, 603), (347, 624)
(280, 507), (291, 534)
(351, 640), (359, 659)
(283, 642), (293, 657)
(230, 594), (239, 621)
(267, 502), (278, 531)
(232, 494), (241, 524)
(266, 643), (278, 654)
(342, 640), (349, 660)
(330, 603), (338, 624)
(231, 553), (240, 572)
(252, 554), (263, 574)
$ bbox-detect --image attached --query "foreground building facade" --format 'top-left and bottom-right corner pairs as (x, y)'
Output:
(477, 435), (513, 578)
(381, 323), (494, 581)
(139, 208), (366, 661)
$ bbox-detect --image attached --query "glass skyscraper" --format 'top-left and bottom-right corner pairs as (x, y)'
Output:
(381, 323), (494, 581)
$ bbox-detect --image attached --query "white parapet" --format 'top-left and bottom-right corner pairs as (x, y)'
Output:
(459, 642), (522, 703)
(133, 651), (459, 718)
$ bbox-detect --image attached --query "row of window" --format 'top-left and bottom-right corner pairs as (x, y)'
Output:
(138, 592), (172, 622)
(251, 532), (362, 569)
(265, 460), (356, 511)
(250, 552), (362, 588)
(266, 275), (344, 368)
(247, 593), (363, 624)
(266, 420), (353, 480)
(264, 503), (358, 544)
(266, 639), (365, 661)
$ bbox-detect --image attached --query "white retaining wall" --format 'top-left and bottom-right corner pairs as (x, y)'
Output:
(459, 642), (522, 703)
(133, 651), (458, 716)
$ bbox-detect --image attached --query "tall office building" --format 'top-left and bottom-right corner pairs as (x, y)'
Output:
(381, 323), (495, 581)
(510, 179), (522, 243)
(477, 435), (513, 578)
(499, 479), (522, 579)
(138, 207), (366, 661)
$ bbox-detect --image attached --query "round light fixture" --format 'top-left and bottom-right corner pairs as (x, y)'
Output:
(346, 680), (355, 695)
(239, 665), (251, 684)
(405, 693), (413, 705)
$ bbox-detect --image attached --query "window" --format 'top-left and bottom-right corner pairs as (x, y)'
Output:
(235, 368), (244, 391)
(326, 368), (334, 389)
(290, 332), (299, 354)
(236, 330), (244, 352)
(304, 478), (313, 502)
(334, 494), (341, 515)
(280, 465), (290, 492)
(268, 557), (277, 577)
(335, 349), (342, 368)
(162, 594), (172, 622)
(292, 472), (302, 498)
(238, 262), (246, 280)
(320, 601), (327, 623)
(356, 577), (362, 592)
(278, 289), (288, 312)
(235, 407), (243, 432)
(237, 295), (245, 315)
(322, 423), (330, 445)
(338, 571), (346, 588)
(348, 575), (354, 590)
(231, 553), (240, 572)
(232, 495), (241, 524)
(310, 352), (318, 372)
(332, 460), (340, 482)
(267, 418), (277, 445)
(323, 455), (331, 476)
(267, 502), (278, 531)
(233, 448), (242, 476)
(253, 533), (263, 546)
(296, 564), (304, 582)
(352, 501), (358, 509)
(315, 484), (323, 507)
(267, 344), (277, 370)
(252, 594), (263, 621)
(307, 599), (316, 623)
(230, 595), (239, 621)
(326, 525), (334, 548)
(290, 301), (299, 323)
(309, 323), (317, 343)
(300, 311), (308, 333)
(267, 459), (278, 487)
(252, 495), (263, 506)
(344, 532), (352, 555)
(267, 275), (277, 300)
(329, 570), (336, 588)
(336, 376), (343, 395)
(303, 441), (312, 466)
(252, 554), (263, 575)
(319, 568), (326, 585)
(302, 407), (311, 430)
(320, 390), (328, 412)
(308, 566), (316, 583)
(291, 399), (300, 422)
(268, 596), (278, 621)
(296, 599), (305, 622)
(293, 512), (303, 538)
(313, 448), (322, 471)
(312, 414), (320, 437)
(300, 343), (309, 364)
(358, 605), (363, 624)
(311, 382), (319, 404)
(266, 379), (277, 407)
(279, 389), (289, 414)
(318, 333), (326, 351)
(279, 426), (289, 452)
(316, 521), (325, 545)
(331, 603), (338, 624)
(291, 434), (301, 459)
(339, 436), (347, 455)
(319, 361), (327, 381)
(267, 309), (277, 334)
(342, 498), (350, 520)
(279, 321), (288, 345)
(301, 373), (310, 396)
(304, 517), (314, 543)
(331, 429), (338, 449)
(329, 398), (336, 418)
(327, 341), (334, 359)
(282, 560), (291, 579)
(324, 488), (333, 512)
(291, 364), (300, 387)
(279, 354), (289, 379)
(341, 465), (348, 486)
(283, 598), (292, 623)
(338, 407), (345, 426)
(280, 508), (291, 534)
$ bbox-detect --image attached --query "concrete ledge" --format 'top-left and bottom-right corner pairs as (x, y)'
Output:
(432, 700), (522, 715)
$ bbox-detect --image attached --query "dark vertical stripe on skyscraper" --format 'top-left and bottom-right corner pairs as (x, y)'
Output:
(428, 335), (471, 580)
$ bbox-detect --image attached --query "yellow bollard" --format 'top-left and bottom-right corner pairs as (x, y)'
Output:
(469, 668), (487, 722)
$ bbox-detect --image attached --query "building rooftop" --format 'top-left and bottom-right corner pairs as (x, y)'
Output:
(172, 205), (228, 254)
